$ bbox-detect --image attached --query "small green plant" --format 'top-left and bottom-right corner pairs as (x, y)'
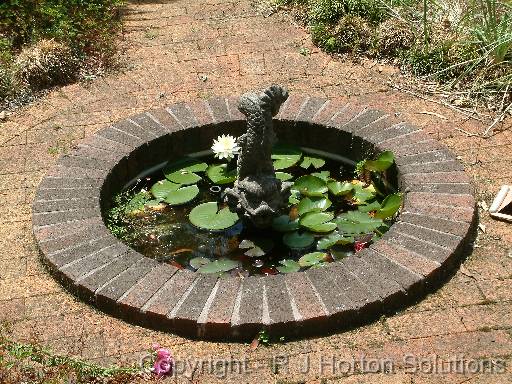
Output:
(0, 332), (141, 383)
(257, 329), (271, 345)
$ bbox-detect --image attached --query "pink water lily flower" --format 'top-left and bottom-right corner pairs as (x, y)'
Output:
(151, 344), (174, 377)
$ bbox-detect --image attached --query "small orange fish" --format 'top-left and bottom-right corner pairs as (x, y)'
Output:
(289, 206), (299, 221)
(170, 248), (193, 255)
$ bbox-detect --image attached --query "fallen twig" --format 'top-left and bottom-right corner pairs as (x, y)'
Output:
(483, 101), (512, 137)
(390, 83), (489, 123)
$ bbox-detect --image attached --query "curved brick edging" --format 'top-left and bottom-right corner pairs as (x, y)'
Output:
(32, 95), (477, 341)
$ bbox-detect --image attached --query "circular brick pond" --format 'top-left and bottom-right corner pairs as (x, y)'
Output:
(32, 95), (477, 341)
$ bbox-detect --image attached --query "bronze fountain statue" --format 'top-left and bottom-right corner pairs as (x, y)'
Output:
(224, 85), (291, 228)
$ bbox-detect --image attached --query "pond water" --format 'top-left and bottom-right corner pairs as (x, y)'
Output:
(106, 147), (397, 276)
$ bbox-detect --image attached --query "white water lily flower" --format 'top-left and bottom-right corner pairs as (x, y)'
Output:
(211, 134), (240, 160)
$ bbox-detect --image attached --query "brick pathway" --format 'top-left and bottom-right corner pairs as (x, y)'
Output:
(1, 0), (511, 382)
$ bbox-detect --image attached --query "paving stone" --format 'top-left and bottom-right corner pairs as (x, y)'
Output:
(118, 263), (178, 311)
(284, 272), (328, 321)
(171, 274), (218, 334)
(200, 276), (241, 338)
(59, 243), (130, 281)
(207, 96), (230, 123)
(232, 276), (264, 335)
(143, 270), (197, 324)
(76, 249), (142, 298)
(50, 234), (118, 268)
(96, 258), (158, 308)
(306, 264), (357, 318)
(263, 275), (295, 331)
(129, 112), (169, 138)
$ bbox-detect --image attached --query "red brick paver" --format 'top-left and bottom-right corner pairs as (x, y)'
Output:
(1, 0), (511, 382)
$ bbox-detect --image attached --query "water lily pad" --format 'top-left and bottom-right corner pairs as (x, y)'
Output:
(271, 145), (302, 170)
(312, 171), (330, 181)
(358, 200), (381, 213)
(300, 156), (325, 169)
(206, 164), (237, 184)
(289, 189), (301, 205)
(276, 171), (293, 182)
(299, 211), (336, 232)
(164, 157), (208, 185)
(164, 185), (199, 205)
(335, 211), (383, 235)
(364, 151), (395, 172)
(189, 202), (239, 230)
(151, 179), (181, 200)
(197, 258), (239, 274)
(331, 249), (353, 260)
(298, 252), (328, 267)
(375, 193), (402, 219)
(317, 231), (355, 250)
(276, 259), (300, 273)
(283, 231), (315, 249)
(293, 175), (328, 197)
(297, 196), (332, 216)
(190, 257), (210, 270)
(239, 238), (274, 257)
(272, 215), (299, 232)
(327, 180), (353, 196)
(352, 181), (376, 204)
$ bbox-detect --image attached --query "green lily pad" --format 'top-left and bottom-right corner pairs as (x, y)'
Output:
(190, 257), (210, 270)
(272, 215), (300, 232)
(298, 252), (328, 267)
(312, 171), (330, 181)
(375, 193), (402, 219)
(300, 156), (325, 169)
(276, 171), (293, 182)
(197, 258), (239, 274)
(271, 145), (302, 170)
(289, 189), (301, 205)
(335, 211), (384, 235)
(189, 202), (239, 230)
(299, 211), (336, 232)
(297, 196), (332, 216)
(164, 184), (199, 205)
(151, 179), (181, 200)
(293, 175), (328, 197)
(206, 164), (237, 184)
(283, 231), (315, 249)
(239, 238), (274, 257)
(276, 259), (300, 274)
(352, 182), (377, 204)
(328, 180), (353, 196)
(164, 157), (208, 185)
(317, 231), (355, 250)
(364, 151), (395, 172)
(358, 200), (381, 213)
(331, 249), (353, 260)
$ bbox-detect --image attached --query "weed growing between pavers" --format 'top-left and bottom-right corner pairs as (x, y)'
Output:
(0, 332), (144, 384)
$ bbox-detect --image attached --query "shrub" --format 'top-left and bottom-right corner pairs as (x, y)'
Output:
(332, 15), (373, 52)
(0, 63), (12, 100)
(12, 39), (78, 91)
(375, 18), (416, 56)
(308, 0), (386, 24)
(0, 0), (123, 101)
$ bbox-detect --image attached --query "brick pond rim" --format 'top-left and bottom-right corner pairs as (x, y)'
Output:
(32, 95), (477, 341)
